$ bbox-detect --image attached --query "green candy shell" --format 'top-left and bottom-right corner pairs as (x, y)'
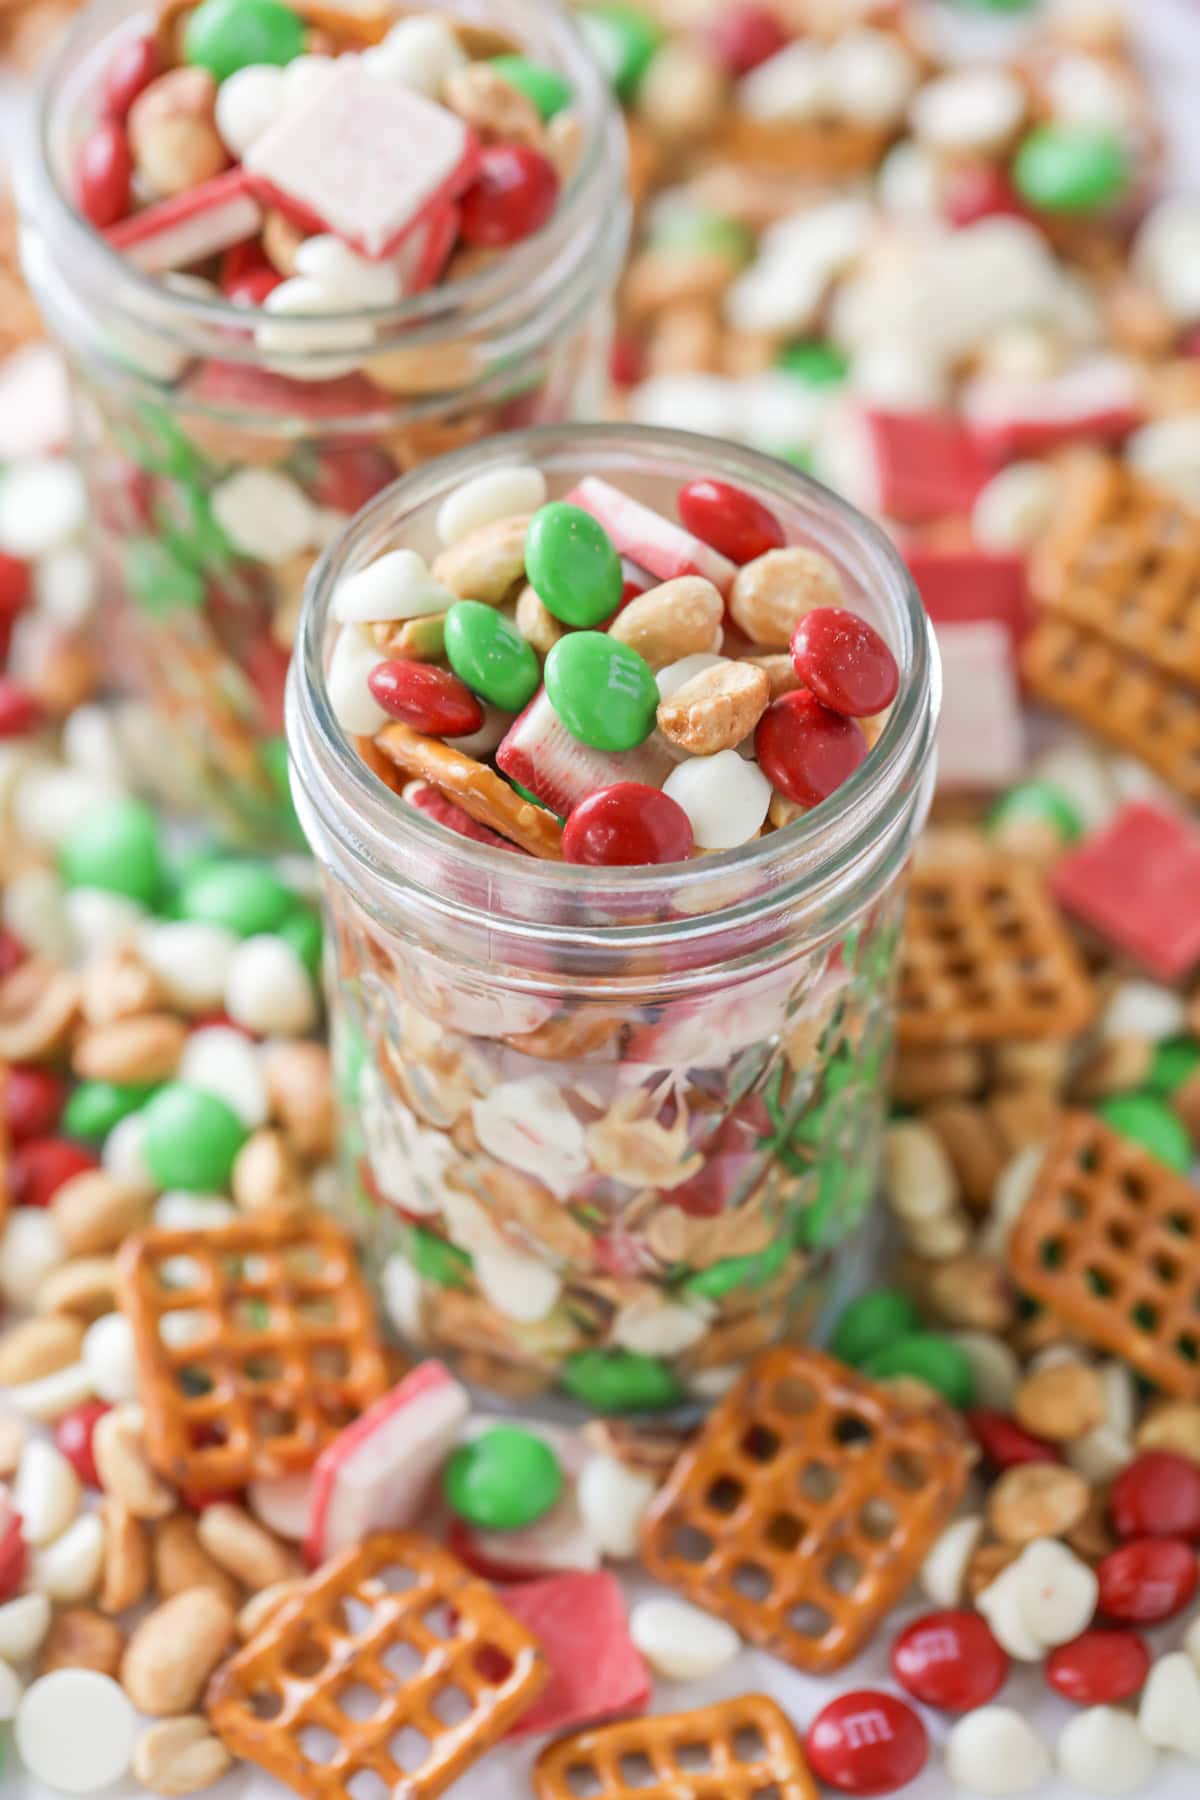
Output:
(1013, 126), (1129, 215)
(1148, 1037), (1200, 1098)
(141, 1083), (249, 1192)
(443, 1426), (563, 1530)
(59, 798), (166, 908)
(1097, 1092), (1193, 1174)
(489, 54), (571, 120)
(862, 1333), (975, 1408)
(444, 601), (540, 712)
(988, 781), (1083, 845)
(410, 1227), (472, 1289)
(580, 3), (663, 99)
(525, 502), (622, 628)
(561, 1348), (683, 1412)
(185, 0), (306, 80)
(125, 539), (205, 616)
(776, 341), (849, 387)
(831, 1288), (922, 1367)
(543, 631), (658, 751)
(179, 859), (294, 938)
(64, 1081), (157, 1143)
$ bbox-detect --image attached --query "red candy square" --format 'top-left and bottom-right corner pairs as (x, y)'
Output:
(499, 1572), (650, 1740)
(862, 410), (991, 523)
(1051, 802), (1200, 981)
(904, 544), (1032, 654)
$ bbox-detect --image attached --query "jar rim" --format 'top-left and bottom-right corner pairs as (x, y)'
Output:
(288, 422), (942, 949)
(22, 0), (621, 361)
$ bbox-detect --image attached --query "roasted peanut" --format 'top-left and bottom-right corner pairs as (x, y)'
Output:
(236, 1579), (304, 1641)
(72, 1013), (186, 1085)
(262, 1041), (334, 1161)
(728, 546), (845, 647)
(444, 63), (544, 147)
(514, 583), (564, 656)
(36, 1257), (119, 1322)
(121, 1589), (236, 1716)
(0, 1314), (84, 1386)
(892, 1045), (985, 1107)
(884, 1119), (961, 1224)
(923, 1102), (1010, 1214)
(38, 1607), (125, 1678)
(153, 1514), (240, 1609)
(196, 1504), (301, 1591)
(431, 514), (530, 604)
(1013, 1361), (1106, 1442)
(920, 1254), (1014, 1334)
(128, 69), (227, 197)
(656, 660), (770, 754)
(744, 652), (800, 699)
(98, 1502), (151, 1615)
(134, 1717), (234, 1796)
(986, 1462), (1091, 1544)
(1135, 1401), (1200, 1462)
(93, 1405), (177, 1520)
(608, 576), (724, 669)
(261, 207), (305, 277)
(231, 1129), (311, 1216)
(51, 1172), (149, 1258)
(0, 959), (79, 1061)
(80, 948), (162, 1026)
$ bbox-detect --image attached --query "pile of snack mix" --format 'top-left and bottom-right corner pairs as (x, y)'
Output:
(4, 0), (1200, 1797)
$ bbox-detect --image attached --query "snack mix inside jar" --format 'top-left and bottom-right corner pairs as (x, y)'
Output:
(288, 423), (941, 1413)
(19, 0), (626, 844)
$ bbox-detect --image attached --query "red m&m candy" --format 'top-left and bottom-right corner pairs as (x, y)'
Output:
(460, 145), (559, 247)
(755, 688), (868, 807)
(1110, 1451), (1200, 1542)
(677, 479), (785, 565)
(563, 782), (694, 866)
(806, 1690), (928, 1795)
(707, 1), (789, 75)
(1045, 1629), (1151, 1705)
(0, 1494), (26, 1604)
(308, 445), (398, 517)
(367, 661), (484, 738)
(11, 1138), (99, 1209)
(102, 32), (162, 121)
(74, 120), (133, 229)
(790, 607), (899, 718)
(891, 1610), (1008, 1712)
(54, 1400), (112, 1489)
(966, 1408), (1062, 1469)
(1096, 1537), (1198, 1623)
(4, 1066), (67, 1142)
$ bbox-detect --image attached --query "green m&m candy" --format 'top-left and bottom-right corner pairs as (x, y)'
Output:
(862, 1333), (975, 1408)
(544, 632), (658, 750)
(561, 1348), (683, 1412)
(409, 1227), (471, 1288)
(141, 1083), (248, 1192)
(443, 1426), (563, 1529)
(988, 781), (1083, 847)
(649, 208), (752, 266)
(831, 1287), (921, 1367)
(64, 1081), (157, 1142)
(1098, 1092), (1193, 1174)
(580, 3), (663, 100)
(180, 859), (294, 938)
(776, 341), (849, 387)
(125, 539), (205, 616)
(1012, 126), (1130, 215)
(185, 0), (305, 80)
(278, 907), (323, 979)
(444, 601), (540, 712)
(1149, 1037), (1200, 1097)
(489, 54), (571, 120)
(525, 503), (623, 628)
(59, 798), (166, 908)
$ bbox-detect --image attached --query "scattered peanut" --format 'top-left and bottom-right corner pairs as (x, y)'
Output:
(431, 514), (530, 604)
(72, 1013), (187, 1085)
(128, 68), (228, 197)
(236, 1579), (304, 1641)
(38, 1607), (125, 1679)
(0, 1314), (84, 1386)
(1013, 1361), (1106, 1442)
(728, 546), (844, 647)
(120, 1588), (236, 1716)
(608, 576), (724, 669)
(36, 1256), (120, 1321)
(656, 659), (770, 754)
(93, 1404), (177, 1520)
(98, 1502), (151, 1615)
(231, 1128), (311, 1216)
(196, 1503), (301, 1591)
(51, 1172), (149, 1258)
(987, 1462), (1091, 1544)
(444, 63), (544, 148)
(153, 1515), (241, 1609)
(134, 1717), (234, 1796)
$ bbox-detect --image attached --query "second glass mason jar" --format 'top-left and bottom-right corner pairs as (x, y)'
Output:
(19, 0), (626, 844)
(289, 424), (941, 1414)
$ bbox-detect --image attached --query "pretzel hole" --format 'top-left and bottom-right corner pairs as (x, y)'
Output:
(859, 1498), (898, 1540)
(1085, 1266), (1114, 1297)
(824, 1552), (863, 1595)
(766, 1512), (804, 1552)
(772, 1377), (818, 1415)
(1131, 1302), (1159, 1331)
(247, 1686), (283, 1720)
(671, 1525), (713, 1564)
(379, 1637), (423, 1677)
(565, 1761), (603, 1796)
(1167, 1213), (1194, 1236)
(387, 1727), (430, 1774)
(619, 1752), (657, 1787)
(474, 1643), (513, 1684)
(832, 1412), (873, 1447)
(155, 1254), (203, 1290)
(705, 1476), (744, 1516)
(298, 1297), (340, 1326)
(732, 1560), (771, 1601)
(741, 1425), (781, 1464)
(676, 1742), (712, 1772)
(188, 1418), (228, 1449)
(243, 1354), (285, 1383)
(176, 1364), (215, 1398)
(336, 1683), (382, 1721)
(1153, 1253), (1180, 1284)
(799, 1460), (838, 1503)
(313, 1345), (352, 1379)
(1040, 1238), (1066, 1270)
(283, 1245), (326, 1281)
(347, 1770), (389, 1800)
(1175, 1334), (1199, 1363)
(285, 1640), (329, 1678)
(431, 1684), (473, 1728)
(338, 1596), (386, 1637)
(375, 1563), (419, 1594)
(787, 1601), (832, 1639)
(420, 1604), (452, 1639)
(734, 1726), (767, 1763)
(256, 1404), (298, 1438)
(1107, 1223), (1133, 1251)
(299, 1726), (339, 1766)
(233, 1299), (274, 1333)
(887, 1451), (928, 1491)
(751, 1785), (783, 1799)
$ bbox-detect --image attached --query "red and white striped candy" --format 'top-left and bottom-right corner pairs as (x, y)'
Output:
(105, 168), (262, 275)
(496, 688), (676, 817)
(566, 477), (738, 597)
(962, 355), (1143, 463)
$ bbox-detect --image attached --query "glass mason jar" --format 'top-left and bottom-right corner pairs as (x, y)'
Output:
(19, 0), (627, 846)
(288, 423), (940, 1414)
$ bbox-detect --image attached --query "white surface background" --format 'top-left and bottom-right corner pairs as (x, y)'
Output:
(4, 0), (1200, 1794)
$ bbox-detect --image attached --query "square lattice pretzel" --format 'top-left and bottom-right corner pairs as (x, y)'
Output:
(118, 1212), (390, 1491)
(638, 1347), (969, 1673)
(1009, 1112), (1200, 1398)
(207, 1532), (547, 1800)
(533, 1695), (819, 1800)
(1031, 452), (1200, 687)
(1023, 615), (1200, 804)
(898, 858), (1096, 1047)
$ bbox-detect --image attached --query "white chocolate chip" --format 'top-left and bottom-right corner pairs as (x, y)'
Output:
(662, 748), (772, 850)
(0, 1593), (52, 1663)
(294, 235), (405, 309)
(179, 1025), (270, 1128)
(1014, 1537), (1100, 1648)
(436, 465), (548, 547)
(102, 1111), (159, 1199)
(326, 624), (390, 735)
(736, 41), (827, 123)
(629, 1598), (741, 1681)
(333, 550), (456, 625)
(0, 459), (87, 558)
(945, 1707), (1052, 1795)
(1066, 1422), (1134, 1484)
(0, 1659), (22, 1722)
(920, 1515), (985, 1608)
(910, 66), (1026, 153)
(473, 1243), (562, 1324)
(82, 1312), (139, 1405)
(16, 1670), (136, 1793)
(577, 1454), (655, 1560)
(224, 936), (317, 1038)
(972, 462), (1060, 552)
(976, 1557), (1044, 1661)
(32, 1512), (106, 1602)
(13, 1439), (81, 1546)
(1138, 1652), (1200, 1759)
(612, 1297), (709, 1358)
(214, 63), (287, 157)
(823, 28), (918, 127)
(945, 1333), (1020, 1411)
(363, 14), (467, 96)
(1057, 1706), (1156, 1796)
(210, 468), (316, 564)
(471, 1078), (588, 1199)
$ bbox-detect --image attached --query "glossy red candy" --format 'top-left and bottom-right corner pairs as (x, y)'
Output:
(1045, 1629), (1151, 1705)
(563, 782), (694, 867)
(805, 1690), (928, 1796)
(308, 444), (398, 516)
(460, 145), (559, 247)
(0, 929), (26, 980)
(944, 162), (1027, 229)
(54, 1400), (112, 1489)
(4, 1066), (68, 1142)
(0, 678), (42, 739)
(11, 1137), (99, 1209)
(1111, 1451), (1200, 1542)
(223, 265), (283, 308)
(677, 478), (785, 566)
(891, 1609), (1008, 1712)
(707, 1), (789, 74)
(74, 120), (133, 229)
(0, 553), (31, 619)
(0, 1496), (26, 1604)
(1096, 1537), (1198, 1623)
(791, 607), (899, 718)
(367, 661), (484, 738)
(755, 688), (868, 807)
(966, 1408), (1062, 1469)
(102, 32), (162, 120)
